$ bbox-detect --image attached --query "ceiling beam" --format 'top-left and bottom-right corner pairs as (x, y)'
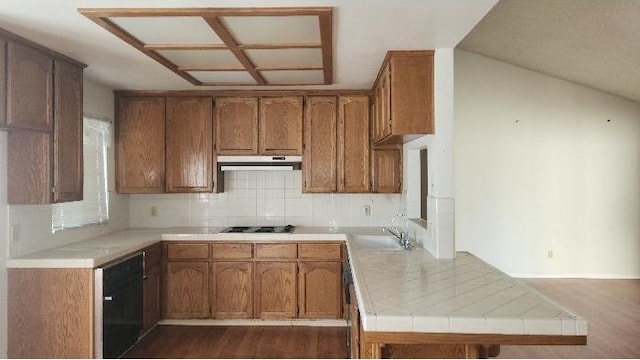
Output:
(318, 11), (333, 85)
(203, 16), (266, 85)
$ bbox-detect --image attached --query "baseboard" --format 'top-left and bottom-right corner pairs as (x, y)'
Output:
(159, 319), (348, 327)
(509, 273), (640, 280)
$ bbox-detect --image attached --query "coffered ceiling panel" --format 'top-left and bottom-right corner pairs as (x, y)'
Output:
(188, 71), (255, 84)
(222, 15), (320, 44)
(79, 7), (333, 86)
(247, 48), (322, 68)
(111, 17), (222, 44)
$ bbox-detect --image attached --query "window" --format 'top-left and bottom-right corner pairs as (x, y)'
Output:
(420, 149), (428, 221)
(52, 118), (110, 232)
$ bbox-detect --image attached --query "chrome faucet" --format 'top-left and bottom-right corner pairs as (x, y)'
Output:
(384, 213), (414, 251)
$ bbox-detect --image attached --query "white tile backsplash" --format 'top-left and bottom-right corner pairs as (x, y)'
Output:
(129, 170), (403, 228)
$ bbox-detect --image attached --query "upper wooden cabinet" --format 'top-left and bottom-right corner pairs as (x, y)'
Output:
(372, 146), (402, 193)
(52, 59), (83, 203)
(166, 97), (213, 193)
(6, 41), (53, 132)
(215, 97), (258, 155)
(4, 28), (85, 204)
(115, 96), (166, 193)
(338, 96), (370, 193)
(259, 97), (303, 155)
(303, 96), (337, 193)
(304, 95), (370, 193)
(372, 50), (434, 145)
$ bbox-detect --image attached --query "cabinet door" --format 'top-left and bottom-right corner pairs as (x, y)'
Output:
(0, 38), (6, 127)
(6, 41), (53, 132)
(254, 262), (297, 319)
(52, 59), (83, 203)
(372, 148), (402, 193)
(163, 261), (209, 319)
(349, 285), (360, 359)
(211, 261), (253, 319)
(7, 131), (51, 204)
(303, 96), (337, 193)
(215, 97), (258, 155)
(378, 65), (392, 142)
(298, 261), (342, 319)
(115, 96), (165, 193)
(166, 97), (213, 192)
(142, 264), (161, 333)
(338, 96), (370, 193)
(259, 97), (303, 155)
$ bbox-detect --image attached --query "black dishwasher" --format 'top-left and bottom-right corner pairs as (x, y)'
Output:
(102, 253), (143, 358)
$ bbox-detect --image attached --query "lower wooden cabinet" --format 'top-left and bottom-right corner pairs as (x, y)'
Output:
(142, 243), (162, 333)
(298, 261), (342, 319)
(163, 261), (210, 319)
(211, 261), (253, 319)
(349, 285), (361, 359)
(254, 261), (297, 319)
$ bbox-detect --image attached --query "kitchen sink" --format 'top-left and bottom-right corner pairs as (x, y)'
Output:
(350, 235), (403, 250)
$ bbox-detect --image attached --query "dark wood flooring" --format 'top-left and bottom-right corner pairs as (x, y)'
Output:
(124, 325), (347, 359)
(125, 279), (639, 359)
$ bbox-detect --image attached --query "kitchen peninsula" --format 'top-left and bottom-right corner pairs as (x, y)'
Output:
(7, 227), (586, 358)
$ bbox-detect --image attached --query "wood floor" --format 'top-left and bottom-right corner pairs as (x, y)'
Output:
(124, 279), (639, 359)
(124, 325), (347, 359)
(499, 279), (640, 358)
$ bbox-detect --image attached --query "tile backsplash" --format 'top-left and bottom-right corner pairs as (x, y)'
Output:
(130, 170), (403, 228)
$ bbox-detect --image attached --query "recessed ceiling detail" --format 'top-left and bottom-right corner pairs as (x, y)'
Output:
(79, 7), (333, 86)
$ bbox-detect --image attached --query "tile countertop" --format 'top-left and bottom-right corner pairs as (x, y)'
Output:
(345, 241), (588, 336)
(7, 226), (587, 338)
(5, 226), (386, 268)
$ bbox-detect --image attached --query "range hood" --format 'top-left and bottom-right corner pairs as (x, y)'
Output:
(217, 156), (302, 171)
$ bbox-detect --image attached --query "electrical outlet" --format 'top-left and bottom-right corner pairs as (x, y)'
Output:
(548, 250), (554, 259)
(364, 205), (371, 216)
(150, 206), (158, 217)
(10, 225), (20, 244)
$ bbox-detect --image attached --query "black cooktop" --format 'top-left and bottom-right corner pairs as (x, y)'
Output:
(220, 225), (295, 233)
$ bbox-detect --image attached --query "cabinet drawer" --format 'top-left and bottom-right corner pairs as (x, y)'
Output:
(211, 243), (253, 259)
(143, 243), (162, 269)
(255, 243), (297, 259)
(298, 243), (342, 260)
(165, 243), (209, 260)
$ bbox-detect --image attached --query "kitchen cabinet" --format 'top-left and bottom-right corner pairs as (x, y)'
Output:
(211, 261), (253, 319)
(7, 56), (84, 204)
(254, 261), (297, 319)
(259, 96), (303, 155)
(372, 147), (402, 193)
(115, 96), (166, 193)
(166, 96), (214, 193)
(298, 243), (342, 319)
(5, 40), (53, 132)
(372, 50), (434, 145)
(303, 96), (337, 193)
(210, 243), (253, 319)
(349, 284), (360, 359)
(163, 243), (210, 319)
(142, 243), (162, 334)
(215, 97), (259, 155)
(338, 95), (370, 193)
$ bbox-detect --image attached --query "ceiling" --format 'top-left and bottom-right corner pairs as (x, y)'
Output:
(0, 0), (498, 91)
(80, 7), (333, 86)
(458, 0), (640, 103)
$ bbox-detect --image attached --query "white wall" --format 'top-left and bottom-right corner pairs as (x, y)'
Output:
(402, 48), (456, 258)
(130, 170), (403, 228)
(8, 78), (129, 258)
(455, 49), (640, 278)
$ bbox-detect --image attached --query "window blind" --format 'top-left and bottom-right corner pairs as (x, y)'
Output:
(52, 117), (110, 232)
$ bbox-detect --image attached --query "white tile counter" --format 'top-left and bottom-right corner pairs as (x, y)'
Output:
(5, 226), (383, 268)
(346, 240), (587, 337)
(7, 226), (587, 339)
